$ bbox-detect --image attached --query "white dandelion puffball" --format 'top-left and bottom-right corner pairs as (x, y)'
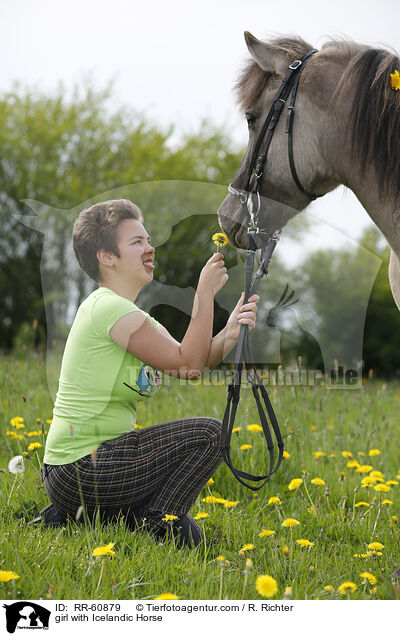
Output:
(8, 455), (25, 474)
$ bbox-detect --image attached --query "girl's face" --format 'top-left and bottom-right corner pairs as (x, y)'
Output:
(113, 218), (155, 286)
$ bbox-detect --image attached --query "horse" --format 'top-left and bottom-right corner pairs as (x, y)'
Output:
(217, 32), (400, 309)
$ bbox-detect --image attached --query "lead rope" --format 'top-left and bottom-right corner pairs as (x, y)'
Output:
(220, 228), (284, 490)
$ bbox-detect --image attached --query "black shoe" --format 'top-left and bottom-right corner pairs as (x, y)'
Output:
(28, 503), (67, 527)
(141, 508), (204, 548)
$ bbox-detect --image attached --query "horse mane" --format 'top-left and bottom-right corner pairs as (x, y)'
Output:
(332, 42), (400, 201)
(235, 35), (400, 201)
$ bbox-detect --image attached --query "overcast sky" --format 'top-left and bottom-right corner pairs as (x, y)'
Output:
(1, 0), (399, 261)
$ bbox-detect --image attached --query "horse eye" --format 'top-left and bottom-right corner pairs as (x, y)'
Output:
(245, 113), (256, 130)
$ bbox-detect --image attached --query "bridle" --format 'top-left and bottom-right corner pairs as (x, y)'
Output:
(228, 48), (319, 231)
(220, 49), (319, 490)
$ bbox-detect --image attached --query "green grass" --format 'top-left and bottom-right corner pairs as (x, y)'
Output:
(1, 350), (399, 600)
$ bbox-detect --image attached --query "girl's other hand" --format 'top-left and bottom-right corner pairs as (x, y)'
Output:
(226, 292), (260, 341)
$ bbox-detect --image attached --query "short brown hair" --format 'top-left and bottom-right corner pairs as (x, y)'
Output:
(73, 199), (143, 282)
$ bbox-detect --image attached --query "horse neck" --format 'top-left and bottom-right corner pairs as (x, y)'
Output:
(337, 160), (400, 255)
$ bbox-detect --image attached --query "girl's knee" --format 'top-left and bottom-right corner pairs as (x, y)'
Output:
(197, 417), (222, 444)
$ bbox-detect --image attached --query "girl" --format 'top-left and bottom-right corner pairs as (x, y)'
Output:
(42, 199), (259, 547)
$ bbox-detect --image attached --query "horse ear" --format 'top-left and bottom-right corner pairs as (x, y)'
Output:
(244, 32), (290, 76)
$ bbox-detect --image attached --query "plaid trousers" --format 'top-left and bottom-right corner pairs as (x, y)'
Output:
(42, 417), (223, 519)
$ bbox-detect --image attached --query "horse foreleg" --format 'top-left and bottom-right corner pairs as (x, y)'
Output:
(389, 250), (400, 311)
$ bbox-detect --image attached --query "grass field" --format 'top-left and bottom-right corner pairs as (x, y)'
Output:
(1, 351), (399, 600)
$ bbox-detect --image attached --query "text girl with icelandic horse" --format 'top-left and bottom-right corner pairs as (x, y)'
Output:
(42, 199), (259, 547)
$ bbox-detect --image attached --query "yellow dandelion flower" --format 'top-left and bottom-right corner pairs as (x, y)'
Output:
(284, 586), (292, 597)
(202, 495), (228, 504)
(92, 542), (115, 557)
(206, 478), (214, 486)
(247, 424), (263, 433)
(324, 585), (335, 594)
(313, 451), (326, 459)
(338, 581), (357, 595)
(162, 514), (179, 522)
(268, 496), (282, 505)
(281, 518), (300, 528)
(370, 470), (384, 479)
(259, 529), (276, 537)
(360, 571), (377, 585)
(255, 574), (278, 598)
(381, 499), (393, 506)
(154, 593), (179, 600)
(307, 506), (316, 515)
(193, 512), (209, 520)
(353, 552), (372, 559)
(240, 444), (252, 450)
(296, 539), (314, 547)
(232, 427), (241, 433)
(216, 555), (226, 562)
(367, 542), (384, 551)
(347, 460), (361, 468)
(342, 451), (353, 458)
(212, 232), (228, 248)
(368, 449), (381, 457)
(283, 450), (290, 459)
(0, 570), (20, 583)
(390, 69), (400, 90)
(26, 431), (40, 437)
(386, 480), (399, 486)
(288, 478), (303, 490)
(374, 483), (391, 493)
(356, 465), (373, 474)
(224, 500), (239, 508)
(240, 543), (255, 552)
(392, 515), (398, 522)
(282, 544), (289, 554)
(361, 476), (376, 487)
(355, 501), (370, 508)
(27, 442), (42, 451)
(329, 453), (337, 458)
(10, 416), (24, 424)
(311, 477), (325, 486)
(358, 451), (365, 456)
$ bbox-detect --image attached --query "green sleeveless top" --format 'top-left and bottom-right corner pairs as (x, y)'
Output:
(44, 286), (161, 465)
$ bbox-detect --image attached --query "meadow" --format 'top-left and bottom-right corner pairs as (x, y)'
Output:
(1, 350), (399, 600)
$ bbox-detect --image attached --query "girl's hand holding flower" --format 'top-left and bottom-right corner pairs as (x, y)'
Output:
(198, 252), (229, 297)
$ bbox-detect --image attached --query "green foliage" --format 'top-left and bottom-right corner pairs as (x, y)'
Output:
(0, 352), (399, 600)
(277, 227), (400, 376)
(0, 80), (243, 351)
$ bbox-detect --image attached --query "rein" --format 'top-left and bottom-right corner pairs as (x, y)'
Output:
(220, 49), (318, 490)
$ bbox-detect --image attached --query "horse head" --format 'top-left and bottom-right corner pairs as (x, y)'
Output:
(217, 33), (369, 249)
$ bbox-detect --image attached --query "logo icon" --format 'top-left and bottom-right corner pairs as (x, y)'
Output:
(3, 602), (50, 633)
(124, 363), (162, 398)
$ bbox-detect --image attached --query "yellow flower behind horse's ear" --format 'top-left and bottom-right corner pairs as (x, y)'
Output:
(390, 70), (400, 90)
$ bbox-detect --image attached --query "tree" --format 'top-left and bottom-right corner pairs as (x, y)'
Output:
(0, 79), (244, 351)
